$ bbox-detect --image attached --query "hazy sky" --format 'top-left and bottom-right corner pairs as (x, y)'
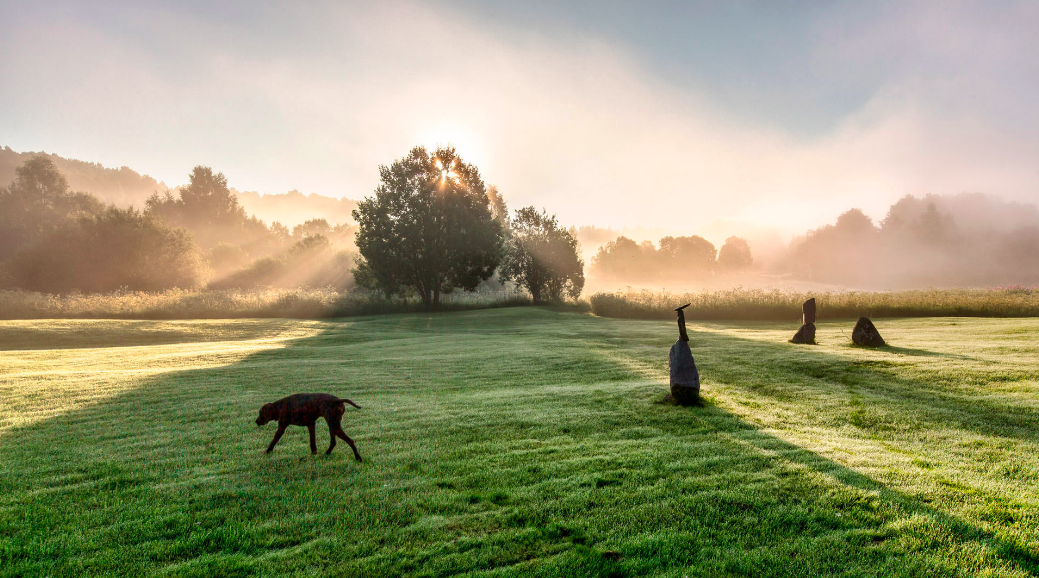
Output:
(2, 0), (1037, 234)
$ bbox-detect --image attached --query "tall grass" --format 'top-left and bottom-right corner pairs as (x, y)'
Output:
(590, 286), (1039, 320)
(0, 287), (532, 320)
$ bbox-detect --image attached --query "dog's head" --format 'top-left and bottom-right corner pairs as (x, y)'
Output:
(256, 403), (275, 426)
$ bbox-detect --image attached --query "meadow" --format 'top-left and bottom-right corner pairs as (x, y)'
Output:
(1, 309), (1037, 577)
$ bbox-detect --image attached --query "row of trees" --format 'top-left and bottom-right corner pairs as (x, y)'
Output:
(0, 148), (587, 304)
(785, 196), (1039, 287)
(0, 156), (207, 292)
(0, 156), (358, 293)
(352, 146), (584, 307)
(590, 234), (752, 281)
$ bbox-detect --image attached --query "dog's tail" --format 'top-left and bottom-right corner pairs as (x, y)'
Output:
(335, 397), (361, 409)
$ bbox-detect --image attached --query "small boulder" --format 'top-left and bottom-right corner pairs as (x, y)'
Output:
(852, 317), (885, 347)
(802, 298), (817, 325)
(669, 339), (700, 404)
(791, 322), (816, 344)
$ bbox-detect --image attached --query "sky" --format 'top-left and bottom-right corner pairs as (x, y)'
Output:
(2, 0), (1037, 236)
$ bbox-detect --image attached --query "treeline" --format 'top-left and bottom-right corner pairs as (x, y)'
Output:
(0, 148), (587, 308)
(1, 147), (363, 226)
(0, 156), (357, 293)
(784, 195), (1039, 288)
(588, 193), (1039, 289)
(591, 235), (752, 281)
(0, 146), (165, 208)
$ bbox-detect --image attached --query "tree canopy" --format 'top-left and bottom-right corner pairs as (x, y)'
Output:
(352, 146), (504, 308)
(499, 206), (584, 304)
(0, 155), (104, 260)
(718, 236), (753, 271)
(6, 207), (206, 293)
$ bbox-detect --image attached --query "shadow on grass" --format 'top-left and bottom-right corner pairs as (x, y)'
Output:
(1, 309), (1036, 576)
(659, 399), (1039, 575)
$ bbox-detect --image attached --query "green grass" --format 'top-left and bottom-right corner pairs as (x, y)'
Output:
(1, 310), (1037, 576)
(591, 287), (1039, 320)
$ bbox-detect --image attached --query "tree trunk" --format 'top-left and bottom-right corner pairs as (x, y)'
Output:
(530, 284), (541, 305)
(433, 287), (440, 309)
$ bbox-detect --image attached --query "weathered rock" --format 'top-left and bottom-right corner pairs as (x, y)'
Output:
(802, 298), (817, 325)
(669, 339), (700, 404)
(852, 317), (885, 347)
(790, 322), (816, 344)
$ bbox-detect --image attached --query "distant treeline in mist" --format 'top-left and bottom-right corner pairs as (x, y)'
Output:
(0, 155), (357, 293)
(782, 194), (1039, 288)
(587, 193), (1039, 289)
(0, 147), (360, 226)
(590, 235), (753, 281)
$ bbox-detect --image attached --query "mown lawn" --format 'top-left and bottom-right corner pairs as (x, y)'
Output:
(0, 310), (1036, 577)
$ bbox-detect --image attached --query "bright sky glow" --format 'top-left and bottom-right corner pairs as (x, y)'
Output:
(1, 0), (1036, 237)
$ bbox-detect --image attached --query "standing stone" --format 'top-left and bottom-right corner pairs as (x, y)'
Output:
(669, 339), (700, 404)
(802, 298), (816, 325)
(791, 323), (816, 344)
(791, 297), (817, 344)
(852, 317), (885, 347)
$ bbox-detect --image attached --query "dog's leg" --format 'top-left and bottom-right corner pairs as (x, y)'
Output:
(266, 424), (287, 454)
(308, 423), (317, 455)
(325, 421), (338, 455)
(335, 429), (363, 462)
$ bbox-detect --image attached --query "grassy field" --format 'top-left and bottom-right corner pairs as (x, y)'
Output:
(1, 310), (1037, 577)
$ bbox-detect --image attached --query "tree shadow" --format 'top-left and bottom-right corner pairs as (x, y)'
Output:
(1, 309), (1036, 576)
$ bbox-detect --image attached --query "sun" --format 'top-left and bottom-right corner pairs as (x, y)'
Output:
(433, 157), (460, 184)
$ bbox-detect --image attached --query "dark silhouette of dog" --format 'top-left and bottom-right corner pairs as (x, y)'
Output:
(256, 393), (362, 461)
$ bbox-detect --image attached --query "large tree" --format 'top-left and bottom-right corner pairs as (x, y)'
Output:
(352, 146), (504, 308)
(499, 206), (584, 304)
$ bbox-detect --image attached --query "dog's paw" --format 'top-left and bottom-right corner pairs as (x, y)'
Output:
(355, 455), (363, 463)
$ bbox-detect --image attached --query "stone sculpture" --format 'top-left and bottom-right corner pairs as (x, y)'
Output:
(791, 298), (816, 344)
(852, 317), (885, 347)
(669, 303), (700, 404)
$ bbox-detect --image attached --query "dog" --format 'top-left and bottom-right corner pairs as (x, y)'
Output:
(256, 393), (363, 461)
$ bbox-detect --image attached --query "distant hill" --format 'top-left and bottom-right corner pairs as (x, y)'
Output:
(0, 146), (166, 207)
(0, 146), (359, 226)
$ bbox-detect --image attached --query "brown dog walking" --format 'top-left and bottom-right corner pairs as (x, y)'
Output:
(256, 393), (363, 461)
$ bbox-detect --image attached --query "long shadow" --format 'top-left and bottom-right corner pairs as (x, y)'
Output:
(1, 309), (1036, 576)
(648, 399), (1039, 575)
(689, 327), (1039, 444)
(872, 344), (981, 361)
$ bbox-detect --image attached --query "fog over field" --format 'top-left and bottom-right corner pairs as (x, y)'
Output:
(3, 1), (1038, 297)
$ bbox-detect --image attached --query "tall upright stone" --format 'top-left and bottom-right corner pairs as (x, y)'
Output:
(791, 297), (817, 344)
(669, 303), (700, 404)
(802, 298), (816, 325)
(669, 339), (700, 404)
(852, 317), (885, 347)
